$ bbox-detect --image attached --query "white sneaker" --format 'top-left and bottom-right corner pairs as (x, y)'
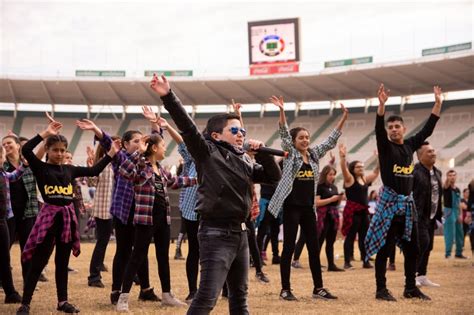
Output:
(116, 293), (129, 312)
(416, 275), (440, 287)
(162, 292), (187, 307)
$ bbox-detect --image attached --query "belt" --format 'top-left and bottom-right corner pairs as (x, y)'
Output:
(200, 220), (247, 232)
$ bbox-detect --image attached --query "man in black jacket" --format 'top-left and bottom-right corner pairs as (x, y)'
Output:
(413, 141), (442, 287)
(150, 74), (281, 315)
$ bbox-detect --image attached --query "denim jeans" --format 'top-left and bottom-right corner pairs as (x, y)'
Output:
(187, 224), (249, 315)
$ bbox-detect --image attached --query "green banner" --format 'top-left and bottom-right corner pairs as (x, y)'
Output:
(76, 70), (126, 77)
(324, 56), (373, 68)
(144, 70), (193, 77)
(422, 42), (472, 56)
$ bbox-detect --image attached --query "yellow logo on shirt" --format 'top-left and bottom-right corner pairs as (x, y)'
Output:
(44, 184), (73, 196)
(296, 170), (314, 178)
(392, 164), (414, 175)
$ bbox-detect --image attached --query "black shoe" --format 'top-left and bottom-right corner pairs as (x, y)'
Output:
(350, 256), (356, 262)
(57, 301), (80, 313)
(100, 264), (108, 272)
(139, 287), (161, 302)
(5, 292), (22, 304)
(256, 271), (270, 283)
(185, 291), (196, 304)
(16, 304), (30, 315)
(88, 280), (105, 288)
(403, 287), (431, 301)
(327, 265), (345, 272)
(280, 289), (298, 301)
(222, 287), (228, 299)
(455, 254), (468, 259)
(376, 288), (397, 302)
(110, 291), (120, 305)
(344, 262), (354, 270)
(67, 267), (78, 274)
(363, 261), (373, 269)
(174, 248), (185, 260)
(272, 256), (281, 265)
(38, 273), (48, 282)
(313, 288), (338, 300)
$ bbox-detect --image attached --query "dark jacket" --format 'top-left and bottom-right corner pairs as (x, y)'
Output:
(161, 91), (281, 228)
(413, 162), (442, 229)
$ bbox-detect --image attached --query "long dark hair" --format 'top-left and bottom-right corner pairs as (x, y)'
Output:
(348, 160), (363, 180)
(144, 134), (164, 158)
(319, 165), (336, 186)
(44, 135), (68, 162)
(289, 127), (309, 143)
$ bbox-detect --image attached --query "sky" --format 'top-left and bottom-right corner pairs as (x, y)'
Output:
(1, 0), (472, 78)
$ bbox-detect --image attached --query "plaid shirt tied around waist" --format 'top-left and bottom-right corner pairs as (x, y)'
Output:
(364, 185), (414, 261)
(342, 199), (369, 236)
(317, 205), (340, 237)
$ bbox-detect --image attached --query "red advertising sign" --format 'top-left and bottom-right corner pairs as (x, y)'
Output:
(250, 62), (299, 75)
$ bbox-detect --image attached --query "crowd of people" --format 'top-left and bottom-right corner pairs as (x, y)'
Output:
(0, 78), (473, 314)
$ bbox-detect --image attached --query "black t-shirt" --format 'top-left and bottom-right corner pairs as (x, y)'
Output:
(22, 134), (112, 206)
(4, 161), (28, 218)
(285, 162), (314, 207)
(260, 183), (277, 200)
(317, 183), (339, 207)
(375, 113), (439, 195)
(345, 180), (369, 206)
(152, 173), (167, 215)
(443, 186), (460, 208)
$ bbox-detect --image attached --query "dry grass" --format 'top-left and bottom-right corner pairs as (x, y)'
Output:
(1, 236), (472, 314)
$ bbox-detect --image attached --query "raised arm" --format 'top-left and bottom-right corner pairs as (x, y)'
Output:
(431, 86), (443, 117)
(71, 139), (119, 178)
(141, 105), (163, 135)
(231, 99), (244, 128)
(334, 103), (349, 131)
(365, 151), (380, 184)
(338, 143), (354, 187)
(158, 117), (183, 144)
(312, 104), (346, 158)
(375, 84), (390, 148)
(75, 118), (104, 140)
(269, 96), (293, 152)
(150, 74), (210, 162)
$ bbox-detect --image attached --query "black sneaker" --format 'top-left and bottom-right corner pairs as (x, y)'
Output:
(88, 280), (105, 288)
(256, 271), (270, 283)
(376, 288), (397, 301)
(344, 262), (354, 270)
(16, 304), (30, 315)
(455, 254), (468, 259)
(67, 267), (78, 274)
(363, 261), (373, 269)
(100, 264), (108, 272)
(185, 291), (196, 304)
(272, 255), (281, 265)
(313, 288), (337, 300)
(38, 273), (48, 282)
(57, 301), (80, 313)
(5, 292), (22, 304)
(280, 289), (298, 301)
(139, 287), (161, 302)
(327, 265), (345, 272)
(133, 274), (140, 285)
(174, 248), (185, 260)
(403, 287), (431, 301)
(110, 291), (120, 305)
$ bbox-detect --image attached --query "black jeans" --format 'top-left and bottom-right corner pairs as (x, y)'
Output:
(22, 212), (73, 305)
(0, 219), (18, 296)
(112, 216), (150, 292)
(375, 216), (419, 291)
(256, 206), (280, 258)
(7, 216), (35, 285)
(293, 232), (305, 261)
(88, 218), (112, 283)
(280, 205), (323, 291)
(416, 220), (435, 276)
(343, 212), (369, 263)
(183, 218), (199, 294)
(188, 223), (249, 315)
(246, 219), (262, 273)
(121, 210), (171, 294)
(319, 212), (337, 267)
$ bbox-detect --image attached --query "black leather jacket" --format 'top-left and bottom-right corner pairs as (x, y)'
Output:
(161, 91), (281, 228)
(413, 163), (442, 229)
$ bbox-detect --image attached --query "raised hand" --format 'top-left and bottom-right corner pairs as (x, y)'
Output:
(107, 139), (122, 158)
(231, 99), (242, 115)
(150, 74), (171, 97)
(434, 85), (443, 105)
(86, 146), (95, 167)
(377, 83), (390, 105)
(340, 103), (348, 118)
(338, 143), (347, 158)
(158, 117), (169, 129)
(45, 121), (62, 137)
(269, 95), (284, 110)
(142, 105), (159, 123)
(76, 119), (98, 131)
(6, 130), (18, 138)
(138, 135), (150, 154)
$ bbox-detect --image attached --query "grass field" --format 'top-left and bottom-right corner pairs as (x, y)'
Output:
(1, 236), (472, 314)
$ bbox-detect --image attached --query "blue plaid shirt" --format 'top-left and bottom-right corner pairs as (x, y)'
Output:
(364, 185), (415, 261)
(177, 143), (199, 221)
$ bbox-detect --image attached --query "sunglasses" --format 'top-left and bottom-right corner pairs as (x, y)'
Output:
(229, 126), (246, 137)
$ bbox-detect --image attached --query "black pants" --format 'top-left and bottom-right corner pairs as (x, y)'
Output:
(22, 212), (73, 305)
(319, 213), (337, 267)
(375, 216), (418, 291)
(416, 220), (435, 276)
(0, 219), (18, 297)
(121, 210), (171, 294)
(112, 216), (150, 292)
(343, 212), (369, 263)
(293, 232), (305, 261)
(246, 219), (262, 273)
(183, 218), (199, 294)
(256, 210), (280, 258)
(463, 223), (474, 251)
(281, 205), (323, 290)
(88, 218), (112, 283)
(7, 216), (35, 285)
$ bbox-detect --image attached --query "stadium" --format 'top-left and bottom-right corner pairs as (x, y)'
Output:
(0, 1), (473, 314)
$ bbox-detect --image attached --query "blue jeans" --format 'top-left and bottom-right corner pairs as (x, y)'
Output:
(187, 224), (249, 315)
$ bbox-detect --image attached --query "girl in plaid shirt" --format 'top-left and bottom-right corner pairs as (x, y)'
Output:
(116, 131), (197, 312)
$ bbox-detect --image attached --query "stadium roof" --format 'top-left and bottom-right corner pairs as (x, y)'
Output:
(1, 51), (473, 106)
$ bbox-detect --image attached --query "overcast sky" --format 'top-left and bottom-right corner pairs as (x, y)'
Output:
(0, 0), (472, 78)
